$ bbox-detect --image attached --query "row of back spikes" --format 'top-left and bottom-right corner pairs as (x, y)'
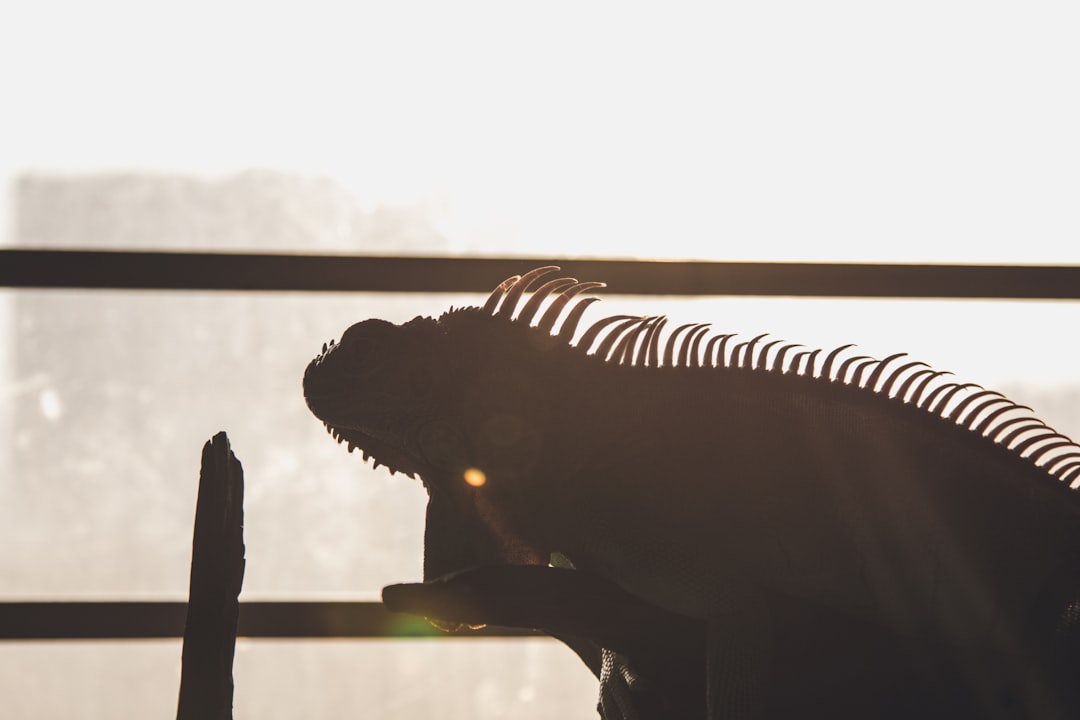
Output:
(480, 267), (1080, 485)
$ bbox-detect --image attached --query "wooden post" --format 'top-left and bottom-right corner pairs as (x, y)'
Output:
(177, 431), (245, 720)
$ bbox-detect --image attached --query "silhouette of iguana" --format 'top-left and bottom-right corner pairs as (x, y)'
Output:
(303, 266), (1080, 719)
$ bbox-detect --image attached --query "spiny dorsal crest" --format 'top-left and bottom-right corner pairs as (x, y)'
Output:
(480, 266), (1080, 488)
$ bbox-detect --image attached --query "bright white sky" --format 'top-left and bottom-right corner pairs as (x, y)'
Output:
(1, 1), (1079, 261)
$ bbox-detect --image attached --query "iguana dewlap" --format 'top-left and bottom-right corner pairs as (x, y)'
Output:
(303, 266), (1080, 718)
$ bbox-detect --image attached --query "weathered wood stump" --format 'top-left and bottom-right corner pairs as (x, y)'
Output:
(177, 431), (245, 720)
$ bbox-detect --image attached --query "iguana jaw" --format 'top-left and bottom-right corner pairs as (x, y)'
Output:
(304, 371), (430, 479)
(315, 419), (423, 479)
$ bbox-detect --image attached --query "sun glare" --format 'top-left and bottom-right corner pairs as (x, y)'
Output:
(463, 467), (487, 488)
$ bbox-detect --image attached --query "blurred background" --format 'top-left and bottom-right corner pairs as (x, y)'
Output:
(1, 1), (1078, 717)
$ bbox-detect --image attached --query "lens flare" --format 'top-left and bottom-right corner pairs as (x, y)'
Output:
(464, 467), (487, 487)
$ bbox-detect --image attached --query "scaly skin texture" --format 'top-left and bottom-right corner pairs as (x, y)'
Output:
(304, 267), (1080, 719)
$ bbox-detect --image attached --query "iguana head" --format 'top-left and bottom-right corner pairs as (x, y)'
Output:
(303, 266), (604, 487)
(303, 314), (469, 481)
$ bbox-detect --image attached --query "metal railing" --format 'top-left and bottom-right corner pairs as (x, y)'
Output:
(2, 249), (1080, 298)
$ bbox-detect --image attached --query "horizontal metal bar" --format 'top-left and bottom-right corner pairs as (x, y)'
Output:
(1, 249), (1078, 299)
(0, 601), (541, 640)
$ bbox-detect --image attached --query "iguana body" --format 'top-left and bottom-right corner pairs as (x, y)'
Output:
(303, 266), (1080, 718)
